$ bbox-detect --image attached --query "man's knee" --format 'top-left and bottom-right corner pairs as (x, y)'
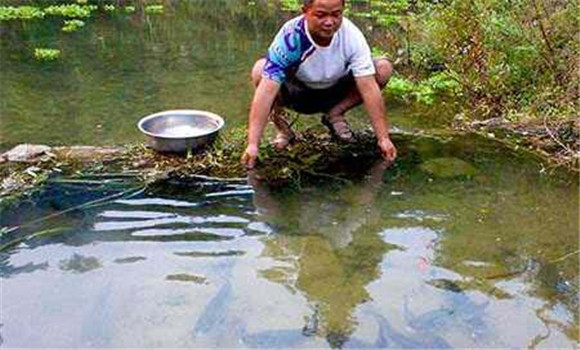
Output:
(373, 58), (393, 88)
(251, 58), (266, 88)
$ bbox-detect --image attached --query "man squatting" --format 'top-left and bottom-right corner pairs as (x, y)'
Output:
(242, 0), (397, 169)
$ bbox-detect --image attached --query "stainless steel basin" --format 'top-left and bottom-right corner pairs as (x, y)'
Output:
(137, 110), (225, 153)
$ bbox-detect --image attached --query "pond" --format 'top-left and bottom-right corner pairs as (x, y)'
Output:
(1, 1), (578, 348)
(1, 1), (272, 150)
(0, 0), (438, 152)
(1, 134), (578, 348)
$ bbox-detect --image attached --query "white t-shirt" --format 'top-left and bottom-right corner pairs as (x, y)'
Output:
(262, 15), (375, 89)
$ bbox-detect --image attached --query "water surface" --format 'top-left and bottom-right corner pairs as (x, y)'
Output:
(0, 1), (280, 149)
(1, 134), (577, 348)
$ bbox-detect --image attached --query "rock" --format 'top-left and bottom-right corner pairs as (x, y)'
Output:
(420, 157), (477, 178)
(0, 144), (52, 163)
(53, 146), (123, 162)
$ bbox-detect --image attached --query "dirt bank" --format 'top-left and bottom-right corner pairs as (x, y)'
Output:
(459, 118), (579, 171)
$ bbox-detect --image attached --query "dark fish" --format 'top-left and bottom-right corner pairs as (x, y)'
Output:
(373, 312), (452, 349)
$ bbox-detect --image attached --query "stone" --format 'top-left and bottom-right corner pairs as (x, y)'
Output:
(53, 146), (123, 162)
(420, 157), (477, 178)
(0, 144), (52, 163)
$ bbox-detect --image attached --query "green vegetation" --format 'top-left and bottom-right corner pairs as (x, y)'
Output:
(280, 0), (301, 12)
(145, 5), (164, 14)
(61, 19), (85, 32)
(0, 6), (44, 20)
(34, 48), (61, 61)
(386, 73), (461, 105)
(347, 0), (578, 124)
(44, 4), (96, 18)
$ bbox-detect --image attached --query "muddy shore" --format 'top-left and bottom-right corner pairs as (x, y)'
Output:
(1, 126), (577, 204)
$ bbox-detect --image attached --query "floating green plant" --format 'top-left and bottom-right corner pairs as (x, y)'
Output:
(62, 19), (85, 32)
(145, 5), (164, 14)
(44, 4), (96, 18)
(124, 6), (135, 14)
(34, 48), (61, 61)
(103, 4), (116, 12)
(0, 6), (45, 20)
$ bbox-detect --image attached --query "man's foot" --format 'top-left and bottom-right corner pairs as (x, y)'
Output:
(321, 115), (353, 142)
(269, 108), (296, 150)
(271, 131), (295, 150)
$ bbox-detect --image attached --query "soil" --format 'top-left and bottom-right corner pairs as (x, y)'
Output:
(460, 117), (579, 171)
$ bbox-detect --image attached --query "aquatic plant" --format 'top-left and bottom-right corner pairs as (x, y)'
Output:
(0, 6), (44, 20)
(34, 48), (61, 61)
(61, 19), (85, 33)
(124, 6), (135, 14)
(44, 4), (96, 18)
(145, 5), (164, 14)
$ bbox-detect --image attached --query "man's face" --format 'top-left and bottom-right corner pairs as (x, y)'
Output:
(303, 0), (344, 45)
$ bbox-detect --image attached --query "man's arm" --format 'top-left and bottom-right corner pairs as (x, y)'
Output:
(241, 78), (281, 169)
(355, 75), (397, 162)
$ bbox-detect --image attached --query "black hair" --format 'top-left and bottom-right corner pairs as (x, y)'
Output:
(303, 0), (345, 7)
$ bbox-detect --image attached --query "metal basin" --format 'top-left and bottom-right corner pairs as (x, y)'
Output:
(137, 110), (224, 153)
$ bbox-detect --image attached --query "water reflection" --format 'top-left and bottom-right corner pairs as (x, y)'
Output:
(250, 161), (394, 347)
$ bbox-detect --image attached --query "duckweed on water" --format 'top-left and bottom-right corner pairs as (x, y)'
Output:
(0, 6), (44, 20)
(44, 4), (96, 18)
(2, 2), (165, 62)
(145, 5), (164, 14)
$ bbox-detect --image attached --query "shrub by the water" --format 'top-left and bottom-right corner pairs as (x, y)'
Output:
(357, 0), (578, 121)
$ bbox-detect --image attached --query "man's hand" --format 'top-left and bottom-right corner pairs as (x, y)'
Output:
(241, 144), (259, 169)
(355, 76), (397, 164)
(378, 137), (397, 163)
(243, 77), (281, 170)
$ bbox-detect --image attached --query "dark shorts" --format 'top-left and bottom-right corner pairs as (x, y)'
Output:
(279, 73), (355, 114)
